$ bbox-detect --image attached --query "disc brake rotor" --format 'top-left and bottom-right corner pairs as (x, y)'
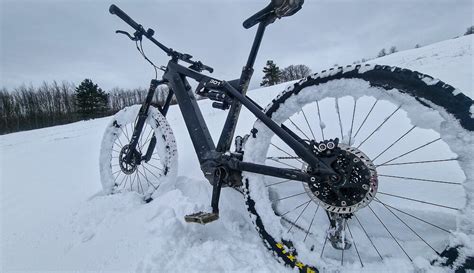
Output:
(304, 143), (378, 214)
(118, 144), (140, 175)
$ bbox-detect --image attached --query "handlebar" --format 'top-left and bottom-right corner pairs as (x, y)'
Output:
(109, 4), (214, 73)
(109, 4), (141, 32)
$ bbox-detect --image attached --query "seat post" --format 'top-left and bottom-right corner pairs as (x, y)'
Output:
(245, 21), (267, 69)
(239, 22), (268, 91)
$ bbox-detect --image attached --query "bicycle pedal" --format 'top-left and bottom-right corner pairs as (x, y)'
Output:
(184, 211), (219, 224)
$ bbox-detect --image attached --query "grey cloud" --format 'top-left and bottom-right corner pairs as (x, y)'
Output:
(0, 0), (472, 90)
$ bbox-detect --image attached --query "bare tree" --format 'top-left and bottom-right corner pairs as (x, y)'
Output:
(465, 26), (474, 35)
(377, 48), (387, 58)
(280, 64), (312, 83)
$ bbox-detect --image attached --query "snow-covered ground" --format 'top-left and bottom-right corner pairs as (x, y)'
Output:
(1, 35), (472, 272)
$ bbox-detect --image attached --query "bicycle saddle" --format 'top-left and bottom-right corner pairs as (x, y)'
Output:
(243, 0), (304, 29)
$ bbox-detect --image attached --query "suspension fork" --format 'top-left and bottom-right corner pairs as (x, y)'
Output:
(124, 79), (162, 163)
(141, 82), (175, 162)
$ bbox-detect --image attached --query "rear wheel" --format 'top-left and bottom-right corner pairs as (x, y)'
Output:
(243, 65), (473, 272)
(99, 105), (178, 197)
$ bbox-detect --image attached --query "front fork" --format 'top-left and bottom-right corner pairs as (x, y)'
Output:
(124, 79), (172, 164)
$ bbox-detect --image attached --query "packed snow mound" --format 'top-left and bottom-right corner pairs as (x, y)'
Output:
(1, 36), (472, 272)
(368, 35), (473, 97)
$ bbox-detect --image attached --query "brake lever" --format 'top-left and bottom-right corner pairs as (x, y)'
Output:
(115, 30), (135, 40)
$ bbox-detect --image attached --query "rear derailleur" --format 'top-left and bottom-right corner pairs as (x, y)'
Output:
(327, 212), (352, 250)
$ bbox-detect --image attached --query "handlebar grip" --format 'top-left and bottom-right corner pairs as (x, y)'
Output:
(109, 4), (141, 31)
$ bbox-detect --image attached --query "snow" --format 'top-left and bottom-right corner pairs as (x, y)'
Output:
(1, 36), (472, 272)
(368, 35), (473, 97)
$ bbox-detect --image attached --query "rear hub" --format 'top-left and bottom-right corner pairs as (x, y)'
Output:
(304, 142), (378, 214)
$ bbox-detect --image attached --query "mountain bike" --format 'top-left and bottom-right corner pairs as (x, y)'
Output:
(100, 1), (473, 272)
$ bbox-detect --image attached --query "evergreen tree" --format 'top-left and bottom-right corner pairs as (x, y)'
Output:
(261, 60), (282, 87)
(415, 44), (421, 48)
(389, 46), (398, 54)
(75, 79), (109, 119)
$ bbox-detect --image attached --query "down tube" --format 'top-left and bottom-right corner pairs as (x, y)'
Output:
(164, 71), (216, 163)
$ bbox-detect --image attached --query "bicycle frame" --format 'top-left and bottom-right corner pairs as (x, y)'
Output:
(109, 7), (340, 211)
(150, 22), (336, 186)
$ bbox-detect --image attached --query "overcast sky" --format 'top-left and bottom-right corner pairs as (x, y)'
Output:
(0, 0), (472, 90)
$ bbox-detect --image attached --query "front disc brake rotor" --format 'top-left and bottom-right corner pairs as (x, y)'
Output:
(118, 144), (139, 175)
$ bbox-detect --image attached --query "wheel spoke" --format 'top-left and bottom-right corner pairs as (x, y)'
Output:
(115, 137), (124, 148)
(372, 125), (416, 161)
(130, 171), (137, 190)
(357, 105), (401, 149)
(287, 200), (311, 233)
(144, 162), (164, 172)
(265, 179), (295, 187)
(141, 131), (155, 151)
(377, 138), (441, 166)
(136, 171), (144, 194)
(121, 174), (129, 189)
(140, 127), (153, 149)
(288, 117), (311, 140)
(347, 223), (363, 267)
(316, 100), (325, 140)
(270, 143), (304, 165)
(114, 171), (124, 185)
(281, 200), (311, 217)
(378, 174), (461, 185)
(276, 192), (308, 202)
(266, 156), (300, 160)
(372, 199), (450, 233)
(320, 234), (328, 258)
(142, 164), (162, 181)
(374, 197), (440, 255)
(341, 220), (346, 266)
(267, 157), (300, 169)
(354, 214), (383, 260)
(353, 99), (378, 139)
(376, 158), (459, 167)
(335, 98), (344, 142)
(348, 99), (357, 145)
(123, 125), (130, 141)
(138, 166), (158, 190)
(368, 205), (412, 262)
(377, 192), (459, 210)
(304, 203), (320, 242)
(301, 108), (316, 140)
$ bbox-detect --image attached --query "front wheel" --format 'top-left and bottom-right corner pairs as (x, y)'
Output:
(243, 64), (473, 272)
(99, 105), (178, 196)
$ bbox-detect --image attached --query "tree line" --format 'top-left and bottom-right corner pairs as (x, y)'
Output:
(0, 79), (171, 134)
(4, 25), (471, 134)
(260, 62), (312, 87)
